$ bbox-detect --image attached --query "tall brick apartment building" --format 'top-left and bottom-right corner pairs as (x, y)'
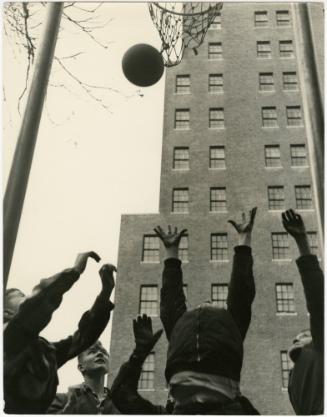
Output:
(110, 3), (323, 414)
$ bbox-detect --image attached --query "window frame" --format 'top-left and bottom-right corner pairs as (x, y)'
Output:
(139, 285), (159, 317)
(211, 233), (229, 261)
(209, 74), (223, 93)
(138, 352), (155, 390)
(268, 186), (285, 210)
(275, 283), (295, 314)
(208, 42), (222, 60)
(290, 144), (307, 167)
(279, 40), (294, 58)
(209, 107), (225, 128)
(259, 72), (274, 91)
(283, 72), (298, 91)
(276, 10), (291, 26)
(265, 145), (281, 168)
(295, 185), (313, 210)
(210, 187), (227, 212)
(175, 109), (190, 130)
(254, 11), (268, 27)
(209, 146), (226, 169)
(142, 235), (160, 263)
(176, 75), (191, 94)
(172, 188), (189, 213)
(262, 106), (278, 128)
(173, 147), (190, 170)
(257, 40), (271, 58)
(272, 232), (290, 260)
(286, 106), (303, 127)
(211, 283), (228, 308)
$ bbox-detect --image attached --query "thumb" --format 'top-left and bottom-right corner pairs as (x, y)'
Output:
(152, 329), (164, 345)
(228, 220), (238, 230)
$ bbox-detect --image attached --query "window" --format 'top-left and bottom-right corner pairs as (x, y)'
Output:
(295, 185), (312, 209)
(208, 42), (222, 59)
(280, 351), (293, 389)
(172, 188), (189, 213)
(276, 283), (295, 313)
(262, 107), (278, 127)
(272, 232), (289, 260)
(307, 231), (318, 255)
(209, 74), (223, 93)
(210, 187), (227, 212)
(211, 284), (228, 308)
(268, 186), (285, 210)
(179, 235), (189, 262)
(142, 235), (160, 263)
(211, 233), (228, 261)
(283, 72), (298, 90)
(209, 108), (224, 128)
(257, 41), (271, 58)
(210, 146), (226, 169)
(175, 109), (190, 129)
(210, 13), (221, 29)
(265, 145), (281, 167)
(254, 11), (268, 27)
(286, 106), (302, 127)
(139, 286), (158, 316)
(291, 144), (307, 167)
(138, 353), (155, 390)
(173, 147), (189, 170)
(176, 75), (190, 94)
(276, 10), (291, 26)
(279, 40), (294, 58)
(259, 72), (274, 91)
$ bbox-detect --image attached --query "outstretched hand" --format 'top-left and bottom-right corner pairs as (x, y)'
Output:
(99, 264), (116, 295)
(133, 314), (163, 355)
(153, 225), (187, 248)
(282, 209), (306, 238)
(228, 207), (257, 234)
(74, 251), (101, 274)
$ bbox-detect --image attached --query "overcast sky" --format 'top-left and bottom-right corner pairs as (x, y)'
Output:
(3, 2), (165, 390)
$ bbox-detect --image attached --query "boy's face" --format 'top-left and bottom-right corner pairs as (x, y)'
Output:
(78, 341), (110, 376)
(5, 290), (26, 318)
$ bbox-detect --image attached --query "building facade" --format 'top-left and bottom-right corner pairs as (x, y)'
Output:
(109, 3), (324, 414)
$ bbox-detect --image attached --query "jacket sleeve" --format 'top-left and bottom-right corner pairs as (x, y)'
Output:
(227, 246), (255, 340)
(160, 258), (187, 340)
(296, 254), (324, 352)
(4, 268), (80, 357)
(54, 293), (114, 368)
(47, 393), (69, 414)
(111, 353), (166, 414)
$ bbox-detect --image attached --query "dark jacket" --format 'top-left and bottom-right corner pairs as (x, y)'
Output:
(4, 269), (114, 414)
(48, 383), (120, 414)
(288, 255), (324, 415)
(162, 246), (255, 383)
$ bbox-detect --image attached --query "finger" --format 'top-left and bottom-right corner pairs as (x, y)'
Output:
(168, 225), (172, 235)
(289, 209), (296, 220)
(153, 329), (164, 344)
(281, 212), (288, 224)
(180, 228), (188, 237)
(133, 319), (137, 335)
(250, 207), (257, 223)
(242, 212), (246, 222)
(153, 227), (162, 238)
(228, 220), (237, 230)
(174, 226), (177, 235)
(86, 251), (101, 263)
(295, 213), (302, 222)
(285, 210), (293, 221)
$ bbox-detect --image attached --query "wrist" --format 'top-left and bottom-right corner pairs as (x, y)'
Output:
(238, 233), (252, 247)
(165, 246), (179, 259)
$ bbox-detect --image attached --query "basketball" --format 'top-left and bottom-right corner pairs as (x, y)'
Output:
(122, 43), (164, 87)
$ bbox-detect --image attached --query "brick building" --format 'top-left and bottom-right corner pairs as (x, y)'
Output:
(110, 3), (324, 414)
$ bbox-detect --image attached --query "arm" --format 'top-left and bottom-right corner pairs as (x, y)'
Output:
(154, 225), (188, 340)
(47, 393), (69, 414)
(227, 208), (257, 340)
(111, 315), (165, 414)
(282, 209), (324, 351)
(54, 264), (116, 368)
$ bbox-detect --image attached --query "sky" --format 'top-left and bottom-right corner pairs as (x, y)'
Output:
(3, 2), (165, 390)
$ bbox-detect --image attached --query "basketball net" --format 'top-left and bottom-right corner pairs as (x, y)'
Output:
(148, 2), (223, 67)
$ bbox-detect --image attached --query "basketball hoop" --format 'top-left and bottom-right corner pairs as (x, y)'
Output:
(148, 2), (223, 67)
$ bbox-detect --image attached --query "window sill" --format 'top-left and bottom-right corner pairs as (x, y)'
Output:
(174, 128), (190, 131)
(279, 56), (295, 59)
(268, 209), (285, 213)
(209, 210), (228, 214)
(295, 208), (314, 212)
(281, 388), (288, 392)
(265, 167), (283, 169)
(209, 167), (227, 171)
(209, 127), (225, 130)
(291, 165), (309, 169)
(174, 92), (191, 96)
(283, 89), (299, 92)
(140, 261), (160, 264)
(262, 126), (279, 129)
(171, 211), (189, 214)
(286, 125), (304, 128)
(210, 260), (229, 263)
(259, 90), (275, 93)
(209, 91), (224, 94)
(276, 312), (298, 316)
(257, 57), (272, 59)
(272, 259), (292, 262)
(172, 168), (190, 171)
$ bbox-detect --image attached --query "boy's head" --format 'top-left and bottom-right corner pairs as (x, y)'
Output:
(288, 329), (312, 362)
(77, 341), (110, 377)
(4, 288), (26, 323)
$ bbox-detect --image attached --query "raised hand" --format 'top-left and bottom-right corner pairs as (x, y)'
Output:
(153, 225), (187, 248)
(133, 314), (163, 356)
(282, 209), (306, 238)
(228, 207), (257, 234)
(99, 264), (116, 295)
(74, 251), (101, 274)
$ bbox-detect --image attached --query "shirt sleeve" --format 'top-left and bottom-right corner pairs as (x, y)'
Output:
(296, 254), (324, 352)
(47, 393), (69, 414)
(227, 245), (256, 340)
(160, 258), (187, 340)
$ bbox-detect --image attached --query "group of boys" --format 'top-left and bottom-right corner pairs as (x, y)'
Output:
(3, 209), (323, 414)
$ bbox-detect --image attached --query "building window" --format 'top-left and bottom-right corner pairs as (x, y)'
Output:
(307, 231), (318, 255)
(138, 353), (155, 390)
(279, 40), (294, 58)
(280, 351), (293, 389)
(276, 10), (291, 26)
(276, 283), (295, 313)
(209, 74), (223, 93)
(290, 144), (307, 167)
(265, 145), (281, 167)
(262, 106), (278, 127)
(211, 233), (228, 261)
(139, 286), (158, 316)
(176, 75), (190, 94)
(210, 187), (227, 212)
(268, 186), (285, 210)
(283, 72), (298, 90)
(172, 188), (189, 213)
(210, 146), (226, 169)
(142, 236), (160, 263)
(179, 235), (189, 262)
(175, 109), (190, 129)
(254, 11), (268, 27)
(272, 232), (289, 260)
(259, 72), (274, 91)
(173, 147), (189, 170)
(286, 106), (303, 127)
(208, 42), (222, 59)
(210, 13), (221, 29)
(295, 185), (312, 209)
(211, 284), (228, 308)
(209, 108), (224, 128)
(257, 41), (271, 58)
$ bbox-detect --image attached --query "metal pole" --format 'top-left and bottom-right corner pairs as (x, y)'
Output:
(3, 3), (64, 288)
(292, 3), (324, 249)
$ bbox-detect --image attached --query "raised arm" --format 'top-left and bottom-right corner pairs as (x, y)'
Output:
(154, 225), (188, 340)
(111, 315), (165, 414)
(227, 208), (257, 340)
(282, 209), (324, 351)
